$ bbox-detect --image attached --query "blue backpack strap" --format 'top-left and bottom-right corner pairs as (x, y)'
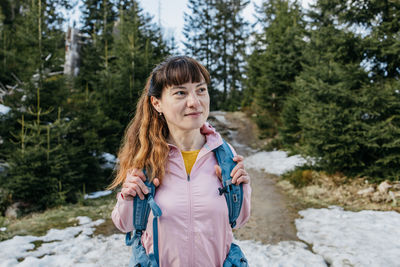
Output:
(213, 139), (244, 228)
(125, 169), (162, 267)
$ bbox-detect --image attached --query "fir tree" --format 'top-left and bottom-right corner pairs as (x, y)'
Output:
(280, 0), (400, 181)
(214, 0), (249, 110)
(183, 0), (220, 110)
(183, 0), (249, 110)
(103, 0), (169, 150)
(244, 0), (305, 137)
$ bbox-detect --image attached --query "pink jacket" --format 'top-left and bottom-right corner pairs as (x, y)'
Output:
(112, 122), (251, 267)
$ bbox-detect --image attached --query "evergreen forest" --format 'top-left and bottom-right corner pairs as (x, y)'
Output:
(0, 0), (399, 214)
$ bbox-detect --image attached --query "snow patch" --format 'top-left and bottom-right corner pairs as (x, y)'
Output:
(0, 224), (327, 266)
(244, 151), (307, 175)
(0, 217), (105, 267)
(84, 190), (112, 200)
(1, 207), (400, 266)
(101, 152), (117, 169)
(296, 206), (400, 266)
(235, 239), (327, 267)
(77, 216), (92, 225)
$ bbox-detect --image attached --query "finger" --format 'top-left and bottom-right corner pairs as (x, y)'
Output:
(214, 165), (222, 181)
(236, 177), (244, 185)
(136, 179), (149, 195)
(123, 176), (136, 187)
(236, 175), (250, 185)
(233, 155), (244, 162)
(133, 184), (145, 200)
(230, 162), (244, 177)
(153, 178), (160, 187)
(121, 187), (136, 200)
(124, 176), (146, 193)
(232, 169), (246, 184)
(129, 168), (147, 182)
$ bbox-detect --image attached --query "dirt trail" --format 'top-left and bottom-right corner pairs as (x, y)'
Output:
(209, 111), (300, 244)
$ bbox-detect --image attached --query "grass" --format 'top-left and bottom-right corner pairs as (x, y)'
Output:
(0, 192), (118, 241)
(282, 168), (315, 188)
(278, 169), (400, 213)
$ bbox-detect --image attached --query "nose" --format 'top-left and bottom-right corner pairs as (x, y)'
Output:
(187, 91), (201, 108)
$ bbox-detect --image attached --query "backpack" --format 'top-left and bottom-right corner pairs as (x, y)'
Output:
(125, 139), (248, 267)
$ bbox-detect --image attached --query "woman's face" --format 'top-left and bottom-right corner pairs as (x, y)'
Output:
(151, 80), (210, 133)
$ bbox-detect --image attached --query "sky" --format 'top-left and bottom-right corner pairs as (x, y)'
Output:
(65, 0), (315, 52)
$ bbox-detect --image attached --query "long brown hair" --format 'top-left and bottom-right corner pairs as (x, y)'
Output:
(108, 56), (210, 189)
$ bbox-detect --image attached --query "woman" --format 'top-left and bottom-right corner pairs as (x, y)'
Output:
(109, 56), (251, 266)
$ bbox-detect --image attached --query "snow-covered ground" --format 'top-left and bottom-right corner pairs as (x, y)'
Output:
(296, 206), (400, 266)
(244, 150), (308, 175)
(0, 215), (327, 267)
(84, 190), (112, 200)
(1, 150), (400, 266)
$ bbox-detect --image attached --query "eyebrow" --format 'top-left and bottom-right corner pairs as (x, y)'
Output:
(170, 82), (207, 90)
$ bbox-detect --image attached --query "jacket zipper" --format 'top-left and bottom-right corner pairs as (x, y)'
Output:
(178, 150), (194, 266)
(178, 147), (210, 266)
(187, 175), (193, 266)
(186, 151), (203, 266)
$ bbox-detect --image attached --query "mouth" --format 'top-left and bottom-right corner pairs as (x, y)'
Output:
(185, 112), (202, 116)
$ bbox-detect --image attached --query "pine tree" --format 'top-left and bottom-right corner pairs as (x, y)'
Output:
(1, 0), (72, 162)
(103, 0), (169, 150)
(244, 0), (306, 137)
(279, 0), (400, 181)
(183, 0), (249, 110)
(312, 0), (400, 80)
(76, 0), (170, 155)
(0, 0), (111, 210)
(183, 0), (220, 110)
(78, 0), (118, 99)
(214, 0), (249, 110)
(3, 88), (80, 210)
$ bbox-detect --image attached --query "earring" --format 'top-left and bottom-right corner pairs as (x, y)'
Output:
(159, 112), (162, 116)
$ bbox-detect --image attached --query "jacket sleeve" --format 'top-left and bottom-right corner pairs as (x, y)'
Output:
(227, 143), (252, 229)
(111, 192), (134, 233)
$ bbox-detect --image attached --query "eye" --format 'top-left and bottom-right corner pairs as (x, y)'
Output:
(198, 87), (207, 93)
(175, 91), (186, 96)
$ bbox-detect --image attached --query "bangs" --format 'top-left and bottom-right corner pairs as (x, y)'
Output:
(151, 56), (210, 97)
(163, 58), (210, 87)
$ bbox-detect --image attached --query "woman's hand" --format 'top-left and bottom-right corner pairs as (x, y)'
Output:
(121, 168), (160, 200)
(214, 155), (250, 185)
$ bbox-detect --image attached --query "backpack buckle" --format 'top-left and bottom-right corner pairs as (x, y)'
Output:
(218, 187), (228, 195)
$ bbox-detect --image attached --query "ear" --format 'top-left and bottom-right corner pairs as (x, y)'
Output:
(150, 96), (162, 113)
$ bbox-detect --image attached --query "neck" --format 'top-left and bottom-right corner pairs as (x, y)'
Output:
(167, 128), (206, 151)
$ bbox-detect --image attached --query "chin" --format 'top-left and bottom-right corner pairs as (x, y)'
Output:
(185, 120), (205, 130)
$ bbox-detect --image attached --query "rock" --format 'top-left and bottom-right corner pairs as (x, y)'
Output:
(392, 183), (400, 190)
(390, 191), (400, 198)
(5, 202), (20, 219)
(378, 181), (392, 194)
(388, 191), (400, 206)
(357, 187), (375, 196)
(371, 191), (385, 202)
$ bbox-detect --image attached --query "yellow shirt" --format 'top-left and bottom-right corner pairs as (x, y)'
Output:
(181, 149), (201, 175)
